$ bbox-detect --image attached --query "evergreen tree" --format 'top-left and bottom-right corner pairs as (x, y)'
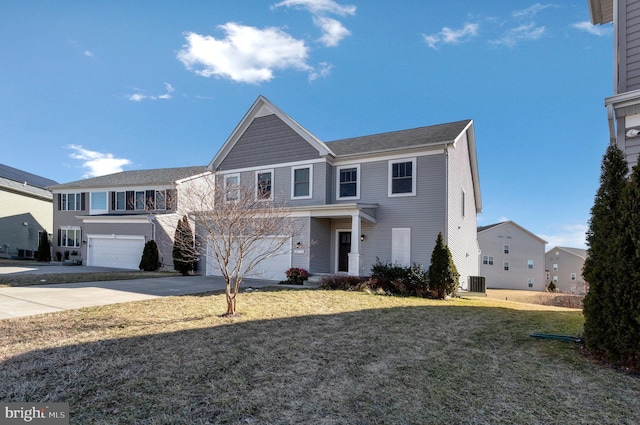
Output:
(583, 145), (628, 361)
(139, 240), (160, 271)
(37, 231), (51, 262)
(173, 215), (196, 275)
(428, 232), (459, 299)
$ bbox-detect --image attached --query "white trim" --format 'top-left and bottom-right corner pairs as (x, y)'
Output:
(336, 164), (360, 200)
(216, 158), (324, 176)
(255, 169), (274, 201)
(291, 164), (313, 199)
(224, 173), (240, 202)
(331, 148), (444, 166)
(87, 234), (145, 241)
(388, 157), (417, 197)
(79, 215), (153, 224)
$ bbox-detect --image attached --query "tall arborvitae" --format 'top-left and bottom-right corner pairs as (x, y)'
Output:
(173, 215), (196, 275)
(428, 232), (459, 299)
(613, 161), (640, 369)
(37, 230), (51, 262)
(583, 145), (628, 362)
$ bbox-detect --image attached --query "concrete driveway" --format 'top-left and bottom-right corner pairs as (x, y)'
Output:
(0, 264), (308, 319)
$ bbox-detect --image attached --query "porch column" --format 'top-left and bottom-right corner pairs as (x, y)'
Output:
(348, 212), (362, 276)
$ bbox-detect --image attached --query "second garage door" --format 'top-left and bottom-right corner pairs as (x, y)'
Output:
(87, 235), (145, 270)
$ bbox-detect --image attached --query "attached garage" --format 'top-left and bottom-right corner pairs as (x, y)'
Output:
(206, 237), (291, 281)
(87, 235), (145, 270)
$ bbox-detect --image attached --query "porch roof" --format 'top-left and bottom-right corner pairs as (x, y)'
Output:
(288, 203), (378, 223)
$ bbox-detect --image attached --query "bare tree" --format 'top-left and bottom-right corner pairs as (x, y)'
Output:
(178, 174), (298, 316)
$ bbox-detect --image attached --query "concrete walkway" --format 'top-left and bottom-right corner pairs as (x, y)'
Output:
(0, 269), (313, 319)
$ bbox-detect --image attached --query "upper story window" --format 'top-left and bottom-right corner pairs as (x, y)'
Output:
(571, 273), (577, 281)
(504, 261), (510, 271)
(553, 263), (558, 271)
(90, 192), (108, 215)
(388, 158), (416, 197)
(59, 193), (84, 211)
(292, 165), (312, 199)
(224, 174), (240, 202)
(337, 164), (359, 200)
(482, 255), (494, 265)
(112, 189), (172, 211)
(503, 244), (510, 254)
(256, 170), (273, 200)
(527, 260), (534, 269)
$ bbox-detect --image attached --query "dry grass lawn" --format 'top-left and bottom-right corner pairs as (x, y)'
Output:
(1, 289), (638, 424)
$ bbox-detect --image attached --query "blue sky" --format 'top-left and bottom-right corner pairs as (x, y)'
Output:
(1, 1), (613, 249)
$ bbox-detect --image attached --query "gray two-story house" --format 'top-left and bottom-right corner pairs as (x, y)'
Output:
(590, 0), (640, 168)
(48, 166), (207, 269)
(205, 96), (482, 288)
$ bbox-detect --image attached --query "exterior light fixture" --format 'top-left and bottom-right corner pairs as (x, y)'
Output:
(296, 241), (302, 249)
(360, 234), (366, 241)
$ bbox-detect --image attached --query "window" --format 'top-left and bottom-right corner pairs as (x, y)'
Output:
(292, 166), (312, 199)
(155, 190), (167, 210)
(503, 244), (510, 254)
(256, 170), (273, 200)
(553, 263), (558, 271)
(59, 193), (83, 211)
(115, 192), (126, 210)
(225, 174), (240, 201)
(571, 273), (577, 281)
(337, 165), (359, 199)
(553, 275), (558, 283)
(527, 260), (534, 269)
(90, 192), (107, 215)
(388, 158), (416, 196)
(135, 191), (145, 210)
(504, 261), (509, 271)
(482, 255), (494, 265)
(528, 278), (534, 288)
(59, 228), (81, 248)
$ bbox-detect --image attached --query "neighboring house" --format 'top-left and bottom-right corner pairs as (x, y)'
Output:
(545, 246), (589, 294)
(477, 221), (547, 291)
(0, 164), (57, 259)
(204, 96), (482, 288)
(589, 0), (640, 168)
(47, 166), (208, 269)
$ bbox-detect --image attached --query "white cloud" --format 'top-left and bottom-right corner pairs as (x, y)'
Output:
(67, 145), (132, 178)
(539, 223), (589, 250)
(573, 21), (613, 36)
(83, 50), (94, 58)
(273, 0), (356, 16)
(309, 61), (334, 80)
(513, 3), (553, 19)
(423, 23), (479, 49)
(126, 82), (175, 101)
(314, 16), (351, 47)
(490, 22), (545, 47)
(177, 23), (311, 84)
(274, 0), (355, 47)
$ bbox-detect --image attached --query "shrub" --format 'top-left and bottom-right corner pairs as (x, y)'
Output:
(139, 240), (160, 271)
(284, 267), (309, 284)
(37, 231), (51, 262)
(173, 216), (196, 276)
(428, 232), (459, 299)
(546, 281), (557, 292)
(319, 275), (366, 291)
(368, 259), (429, 297)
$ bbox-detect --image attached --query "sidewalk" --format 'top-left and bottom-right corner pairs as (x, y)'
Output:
(0, 275), (310, 319)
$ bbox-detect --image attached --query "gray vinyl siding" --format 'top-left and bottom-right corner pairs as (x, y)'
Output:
(218, 115), (321, 171)
(290, 218), (311, 271)
(309, 218), (331, 273)
(620, 1), (640, 92)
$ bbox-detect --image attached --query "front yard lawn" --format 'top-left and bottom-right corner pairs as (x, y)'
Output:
(1, 290), (637, 424)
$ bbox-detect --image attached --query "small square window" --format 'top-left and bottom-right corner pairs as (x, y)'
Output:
(388, 158), (416, 197)
(337, 165), (359, 199)
(504, 261), (509, 271)
(571, 273), (577, 281)
(553, 263), (558, 271)
(504, 245), (510, 254)
(527, 260), (534, 269)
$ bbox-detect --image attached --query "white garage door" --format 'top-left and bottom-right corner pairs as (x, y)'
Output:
(206, 237), (291, 281)
(87, 235), (145, 270)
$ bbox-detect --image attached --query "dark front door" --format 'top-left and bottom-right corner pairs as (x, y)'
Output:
(338, 231), (351, 272)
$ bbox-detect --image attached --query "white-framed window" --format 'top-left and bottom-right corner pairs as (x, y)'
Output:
(256, 169), (273, 200)
(503, 244), (510, 254)
(224, 174), (240, 202)
(155, 190), (167, 210)
(570, 273), (577, 281)
(292, 165), (312, 199)
(504, 261), (509, 271)
(553, 263), (558, 271)
(115, 191), (126, 211)
(337, 164), (360, 200)
(482, 255), (494, 265)
(135, 191), (145, 210)
(60, 227), (81, 248)
(528, 278), (534, 288)
(90, 192), (108, 215)
(60, 193), (82, 211)
(527, 260), (534, 269)
(388, 158), (416, 197)
(553, 275), (558, 283)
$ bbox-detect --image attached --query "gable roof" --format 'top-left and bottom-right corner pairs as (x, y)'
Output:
(47, 166), (207, 191)
(546, 246), (587, 260)
(209, 95), (335, 171)
(589, 0), (613, 25)
(0, 163), (57, 189)
(326, 120), (472, 157)
(478, 220), (548, 244)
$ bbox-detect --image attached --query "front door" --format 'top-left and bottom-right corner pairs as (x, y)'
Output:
(338, 231), (351, 272)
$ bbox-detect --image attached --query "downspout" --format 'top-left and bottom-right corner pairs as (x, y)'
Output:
(444, 144), (449, 245)
(607, 103), (617, 147)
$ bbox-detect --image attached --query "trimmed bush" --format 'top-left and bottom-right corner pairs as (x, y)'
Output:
(37, 231), (51, 262)
(284, 267), (309, 284)
(139, 240), (160, 271)
(428, 232), (459, 299)
(319, 275), (367, 291)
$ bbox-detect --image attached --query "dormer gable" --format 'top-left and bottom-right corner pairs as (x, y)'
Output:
(208, 96), (335, 172)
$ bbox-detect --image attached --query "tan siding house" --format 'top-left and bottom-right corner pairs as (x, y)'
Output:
(478, 221), (547, 291)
